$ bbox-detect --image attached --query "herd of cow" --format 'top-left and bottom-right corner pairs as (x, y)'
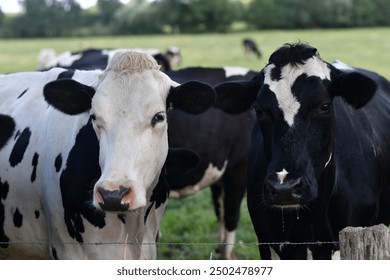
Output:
(0, 43), (389, 260)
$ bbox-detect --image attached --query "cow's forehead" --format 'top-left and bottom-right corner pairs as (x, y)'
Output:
(93, 70), (168, 117)
(263, 56), (331, 126)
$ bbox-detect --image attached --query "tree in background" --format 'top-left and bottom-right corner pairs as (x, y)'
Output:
(11, 0), (82, 37)
(114, 0), (161, 34)
(1, 0), (390, 37)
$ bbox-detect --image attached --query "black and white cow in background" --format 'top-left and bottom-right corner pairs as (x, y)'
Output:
(0, 50), (215, 259)
(165, 66), (257, 259)
(215, 43), (390, 259)
(37, 47), (181, 72)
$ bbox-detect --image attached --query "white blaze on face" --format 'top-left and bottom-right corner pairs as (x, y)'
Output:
(276, 168), (289, 184)
(263, 56), (331, 127)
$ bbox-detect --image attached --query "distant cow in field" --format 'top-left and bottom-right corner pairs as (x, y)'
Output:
(166, 66), (257, 259)
(37, 47), (180, 72)
(0, 50), (215, 259)
(215, 43), (390, 259)
(242, 38), (261, 58)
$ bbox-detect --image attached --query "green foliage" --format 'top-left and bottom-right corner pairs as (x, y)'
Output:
(10, 0), (82, 37)
(245, 0), (390, 29)
(1, 0), (390, 37)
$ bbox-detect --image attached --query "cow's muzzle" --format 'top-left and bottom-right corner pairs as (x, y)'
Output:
(264, 176), (305, 207)
(97, 185), (131, 211)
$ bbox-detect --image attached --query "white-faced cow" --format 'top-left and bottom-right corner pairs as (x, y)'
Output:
(165, 66), (257, 259)
(0, 50), (215, 259)
(215, 43), (390, 259)
(37, 47), (177, 72)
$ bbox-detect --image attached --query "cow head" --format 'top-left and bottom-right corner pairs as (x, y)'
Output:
(215, 43), (376, 208)
(44, 50), (215, 212)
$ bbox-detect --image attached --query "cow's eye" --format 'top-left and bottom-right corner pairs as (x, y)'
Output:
(319, 103), (331, 113)
(151, 112), (166, 127)
(90, 114), (96, 121)
(253, 105), (263, 116)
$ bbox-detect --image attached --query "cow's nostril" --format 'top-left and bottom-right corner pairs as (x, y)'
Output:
(97, 186), (131, 211)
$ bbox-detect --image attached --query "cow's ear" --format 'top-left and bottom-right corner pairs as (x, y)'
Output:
(0, 114), (16, 149)
(214, 74), (262, 114)
(332, 70), (376, 109)
(44, 79), (95, 115)
(167, 81), (215, 114)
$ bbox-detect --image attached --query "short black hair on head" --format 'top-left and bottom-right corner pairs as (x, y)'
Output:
(268, 43), (319, 68)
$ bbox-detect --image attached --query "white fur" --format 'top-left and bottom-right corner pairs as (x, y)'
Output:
(264, 56), (331, 127)
(223, 66), (250, 78)
(276, 168), (289, 184)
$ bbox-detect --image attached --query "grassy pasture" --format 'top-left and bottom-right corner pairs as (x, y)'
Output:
(1, 28), (389, 260)
(1, 28), (390, 78)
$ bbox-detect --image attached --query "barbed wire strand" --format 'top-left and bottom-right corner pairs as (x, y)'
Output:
(0, 240), (339, 246)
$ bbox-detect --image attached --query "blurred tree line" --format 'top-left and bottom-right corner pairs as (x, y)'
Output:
(0, 0), (389, 38)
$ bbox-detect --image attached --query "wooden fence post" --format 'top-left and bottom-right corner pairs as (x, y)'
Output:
(339, 224), (390, 260)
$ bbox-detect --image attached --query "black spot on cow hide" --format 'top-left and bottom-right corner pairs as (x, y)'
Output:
(9, 127), (31, 167)
(57, 70), (75, 80)
(117, 213), (126, 224)
(31, 153), (39, 182)
(51, 246), (59, 260)
(13, 208), (23, 228)
(0, 178), (10, 248)
(59, 120), (105, 243)
(0, 114), (15, 150)
(55, 153), (62, 172)
(17, 89), (28, 99)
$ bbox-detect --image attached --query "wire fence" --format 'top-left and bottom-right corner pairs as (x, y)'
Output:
(0, 240), (339, 247)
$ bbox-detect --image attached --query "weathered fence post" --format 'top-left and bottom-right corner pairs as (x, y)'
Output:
(339, 224), (390, 260)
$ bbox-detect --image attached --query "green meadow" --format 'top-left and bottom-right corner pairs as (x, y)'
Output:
(1, 28), (390, 78)
(1, 28), (389, 260)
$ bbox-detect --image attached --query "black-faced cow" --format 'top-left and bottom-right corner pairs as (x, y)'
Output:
(215, 43), (390, 259)
(165, 66), (257, 259)
(0, 50), (215, 259)
(37, 48), (176, 72)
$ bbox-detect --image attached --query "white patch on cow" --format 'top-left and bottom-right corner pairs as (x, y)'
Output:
(37, 48), (82, 70)
(324, 152), (333, 168)
(169, 161), (228, 198)
(332, 60), (354, 72)
(270, 247), (281, 260)
(223, 66), (250, 78)
(223, 230), (236, 260)
(276, 168), (289, 184)
(264, 56), (331, 127)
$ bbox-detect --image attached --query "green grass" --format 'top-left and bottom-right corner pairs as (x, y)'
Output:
(158, 189), (259, 260)
(1, 28), (390, 78)
(1, 28), (390, 260)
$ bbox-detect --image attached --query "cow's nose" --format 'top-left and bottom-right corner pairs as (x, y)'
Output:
(265, 176), (304, 207)
(97, 185), (130, 211)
